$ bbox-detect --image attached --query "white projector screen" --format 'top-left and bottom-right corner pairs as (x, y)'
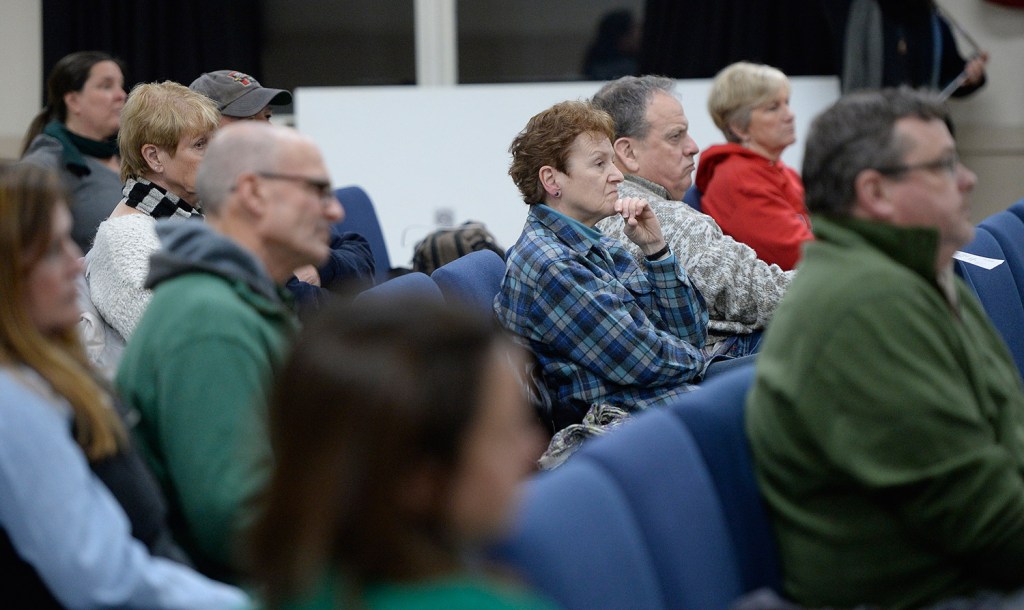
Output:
(297, 77), (840, 268)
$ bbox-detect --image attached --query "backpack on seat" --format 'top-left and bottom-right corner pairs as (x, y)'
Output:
(412, 221), (504, 275)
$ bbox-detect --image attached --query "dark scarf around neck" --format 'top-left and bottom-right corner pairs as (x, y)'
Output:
(121, 178), (203, 220)
(42, 120), (119, 178)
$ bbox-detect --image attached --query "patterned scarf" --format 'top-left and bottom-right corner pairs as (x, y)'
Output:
(121, 178), (203, 219)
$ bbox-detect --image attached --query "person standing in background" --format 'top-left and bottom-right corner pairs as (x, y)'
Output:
(842, 0), (988, 97)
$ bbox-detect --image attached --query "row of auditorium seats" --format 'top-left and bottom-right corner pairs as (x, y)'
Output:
(357, 248), (506, 314)
(955, 198), (1024, 379)
(339, 187), (1024, 610)
(488, 199), (1024, 610)
(493, 364), (780, 610)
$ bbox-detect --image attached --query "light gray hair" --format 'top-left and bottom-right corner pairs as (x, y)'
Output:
(591, 75), (677, 140)
(195, 122), (295, 215)
(707, 62), (790, 143)
(802, 87), (950, 217)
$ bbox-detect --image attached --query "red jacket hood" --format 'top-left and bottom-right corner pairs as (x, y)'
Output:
(695, 143), (777, 192)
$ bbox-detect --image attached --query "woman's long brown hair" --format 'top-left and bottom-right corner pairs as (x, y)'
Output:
(0, 164), (123, 459)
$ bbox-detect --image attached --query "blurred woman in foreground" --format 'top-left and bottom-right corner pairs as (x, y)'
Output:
(0, 164), (246, 608)
(246, 297), (552, 609)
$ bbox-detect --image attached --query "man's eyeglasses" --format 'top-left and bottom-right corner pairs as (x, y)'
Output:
(257, 172), (333, 200)
(874, 153), (960, 178)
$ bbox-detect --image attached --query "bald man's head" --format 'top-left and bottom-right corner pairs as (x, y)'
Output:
(196, 121), (314, 215)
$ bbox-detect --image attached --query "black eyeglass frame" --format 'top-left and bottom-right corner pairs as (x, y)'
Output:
(874, 152), (961, 178)
(257, 172), (333, 200)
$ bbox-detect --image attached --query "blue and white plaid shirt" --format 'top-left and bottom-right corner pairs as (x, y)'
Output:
(495, 204), (709, 427)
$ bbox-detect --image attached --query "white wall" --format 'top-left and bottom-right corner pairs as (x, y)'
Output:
(937, 0), (1024, 221)
(937, 0), (1024, 128)
(0, 0), (42, 159)
(297, 77), (840, 268)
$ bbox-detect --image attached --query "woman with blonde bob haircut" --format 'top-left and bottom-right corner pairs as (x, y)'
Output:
(0, 164), (246, 608)
(695, 61), (811, 270)
(81, 82), (219, 374)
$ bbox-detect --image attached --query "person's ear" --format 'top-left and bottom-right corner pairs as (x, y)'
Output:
(853, 169), (897, 221)
(234, 173), (269, 217)
(396, 461), (444, 513)
(729, 122), (748, 144)
(613, 137), (640, 174)
(142, 144), (163, 174)
(538, 165), (561, 199)
(63, 91), (82, 117)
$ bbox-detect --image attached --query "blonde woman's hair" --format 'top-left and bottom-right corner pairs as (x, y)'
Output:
(0, 164), (124, 460)
(118, 81), (220, 182)
(708, 61), (790, 143)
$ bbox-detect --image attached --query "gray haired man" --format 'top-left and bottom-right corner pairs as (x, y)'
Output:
(593, 76), (791, 356)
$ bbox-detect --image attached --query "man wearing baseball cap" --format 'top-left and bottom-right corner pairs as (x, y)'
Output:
(190, 69), (378, 313)
(189, 70), (292, 125)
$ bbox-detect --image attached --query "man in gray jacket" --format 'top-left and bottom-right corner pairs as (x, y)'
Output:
(593, 76), (792, 355)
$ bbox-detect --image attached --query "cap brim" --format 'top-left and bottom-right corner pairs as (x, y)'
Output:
(221, 88), (293, 117)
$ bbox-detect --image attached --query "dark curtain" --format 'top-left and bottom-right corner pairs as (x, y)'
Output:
(640, 0), (852, 78)
(42, 0), (263, 101)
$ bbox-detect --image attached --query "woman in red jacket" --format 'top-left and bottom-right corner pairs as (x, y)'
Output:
(696, 62), (811, 270)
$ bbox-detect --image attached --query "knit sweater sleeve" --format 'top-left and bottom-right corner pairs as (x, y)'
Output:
(88, 214), (160, 340)
(601, 195), (793, 335)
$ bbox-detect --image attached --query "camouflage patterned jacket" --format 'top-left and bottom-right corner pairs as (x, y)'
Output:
(598, 175), (793, 340)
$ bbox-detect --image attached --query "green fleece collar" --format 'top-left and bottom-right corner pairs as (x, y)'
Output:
(812, 214), (940, 281)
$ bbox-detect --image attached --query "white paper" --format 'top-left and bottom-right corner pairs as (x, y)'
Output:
(953, 251), (1004, 270)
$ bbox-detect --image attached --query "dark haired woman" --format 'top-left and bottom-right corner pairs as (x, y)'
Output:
(20, 51), (126, 252)
(246, 297), (553, 609)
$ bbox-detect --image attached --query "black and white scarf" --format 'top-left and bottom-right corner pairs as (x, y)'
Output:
(121, 178), (203, 219)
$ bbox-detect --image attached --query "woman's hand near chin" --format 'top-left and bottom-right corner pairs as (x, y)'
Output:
(616, 196), (666, 256)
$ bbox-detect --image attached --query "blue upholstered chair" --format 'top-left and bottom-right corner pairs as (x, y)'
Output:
(673, 366), (782, 595)
(955, 226), (1024, 378)
(979, 211), (1024, 303)
(495, 365), (779, 610)
(333, 186), (391, 283)
(355, 272), (442, 305)
(1005, 198), (1024, 226)
(683, 184), (703, 212)
(430, 249), (506, 315)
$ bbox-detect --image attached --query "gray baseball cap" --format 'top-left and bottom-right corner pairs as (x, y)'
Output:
(189, 70), (292, 117)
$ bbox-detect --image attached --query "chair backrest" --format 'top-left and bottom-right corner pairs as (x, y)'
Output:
(979, 210), (1024, 302)
(1006, 197), (1024, 226)
(672, 365), (783, 594)
(495, 365), (772, 610)
(333, 186), (391, 283)
(683, 184), (703, 212)
(430, 249), (506, 314)
(955, 226), (1024, 378)
(355, 272), (443, 305)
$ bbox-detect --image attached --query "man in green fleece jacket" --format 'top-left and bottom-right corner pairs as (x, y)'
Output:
(747, 88), (1024, 609)
(116, 122), (343, 580)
